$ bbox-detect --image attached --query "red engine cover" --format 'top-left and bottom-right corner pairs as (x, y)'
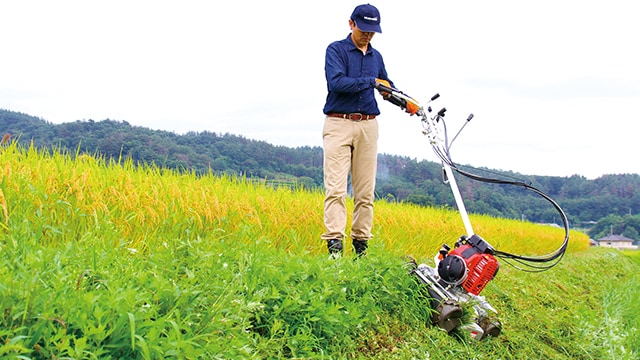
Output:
(449, 244), (499, 295)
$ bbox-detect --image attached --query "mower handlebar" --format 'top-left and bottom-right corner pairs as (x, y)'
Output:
(375, 82), (409, 109)
(374, 82), (396, 94)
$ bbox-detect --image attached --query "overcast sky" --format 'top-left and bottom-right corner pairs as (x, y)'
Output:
(2, 1), (639, 179)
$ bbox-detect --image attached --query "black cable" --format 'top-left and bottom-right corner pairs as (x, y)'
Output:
(430, 116), (570, 272)
(452, 165), (570, 269)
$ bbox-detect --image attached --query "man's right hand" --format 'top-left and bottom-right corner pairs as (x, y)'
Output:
(375, 78), (392, 98)
(375, 78), (391, 89)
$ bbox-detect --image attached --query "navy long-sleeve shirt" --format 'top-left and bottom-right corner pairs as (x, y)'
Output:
(323, 34), (394, 115)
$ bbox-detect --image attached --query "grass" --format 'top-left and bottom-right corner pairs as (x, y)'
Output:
(622, 250), (640, 266)
(1, 143), (638, 359)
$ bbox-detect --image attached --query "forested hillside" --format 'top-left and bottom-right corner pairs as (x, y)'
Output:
(2, 108), (639, 240)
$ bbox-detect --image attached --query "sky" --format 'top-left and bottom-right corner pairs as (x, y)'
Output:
(2, 0), (639, 179)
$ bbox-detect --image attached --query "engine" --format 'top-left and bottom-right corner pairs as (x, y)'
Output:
(437, 235), (500, 296)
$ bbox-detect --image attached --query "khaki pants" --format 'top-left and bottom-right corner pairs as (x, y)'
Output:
(321, 116), (378, 241)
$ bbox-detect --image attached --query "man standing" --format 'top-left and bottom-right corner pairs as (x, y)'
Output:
(321, 4), (393, 257)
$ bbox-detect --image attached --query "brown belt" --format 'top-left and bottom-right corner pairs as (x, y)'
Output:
(327, 113), (376, 121)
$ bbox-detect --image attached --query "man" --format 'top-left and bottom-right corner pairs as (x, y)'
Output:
(321, 4), (394, 257)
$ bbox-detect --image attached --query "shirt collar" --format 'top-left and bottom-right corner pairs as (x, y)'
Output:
(345, 33), (372, 54)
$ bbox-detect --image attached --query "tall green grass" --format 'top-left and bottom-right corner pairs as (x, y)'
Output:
(1, 143), (637, 359)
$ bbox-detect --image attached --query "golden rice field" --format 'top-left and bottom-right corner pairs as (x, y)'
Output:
(0, 142), (589, 260)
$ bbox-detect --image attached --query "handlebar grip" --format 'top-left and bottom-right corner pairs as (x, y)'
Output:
(374, 82), (395, 94)
(388, 94), (407, 108)
(431, 93), (440, 101)
(375, 82), (408, 108)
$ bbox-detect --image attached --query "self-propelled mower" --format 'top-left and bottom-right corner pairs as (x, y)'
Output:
(375, 83), (570, 340)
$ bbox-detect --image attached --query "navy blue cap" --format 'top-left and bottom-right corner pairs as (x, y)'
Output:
(351, 4), (382, 33)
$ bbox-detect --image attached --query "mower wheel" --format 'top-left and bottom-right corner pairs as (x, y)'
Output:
(433, 300), (463, 333)
(479, 317), (502, 339)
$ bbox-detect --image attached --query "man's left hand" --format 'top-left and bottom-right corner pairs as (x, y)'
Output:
(405, 98), (420, 115)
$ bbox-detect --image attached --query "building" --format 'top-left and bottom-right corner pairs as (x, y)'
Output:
(597, 235), (638, 250)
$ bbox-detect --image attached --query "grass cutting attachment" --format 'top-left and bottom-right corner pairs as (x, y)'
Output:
(375, 83), (570, 340)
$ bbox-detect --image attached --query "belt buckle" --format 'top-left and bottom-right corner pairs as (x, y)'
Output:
(348, 113), (364, 121)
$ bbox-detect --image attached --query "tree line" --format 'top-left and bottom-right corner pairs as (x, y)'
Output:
(2, 109), (639, 241)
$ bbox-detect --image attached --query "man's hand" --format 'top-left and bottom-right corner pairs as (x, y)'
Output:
(375, 78), (392, 99)
(375, 78), (391, 89)
(405, 98), (420, 115)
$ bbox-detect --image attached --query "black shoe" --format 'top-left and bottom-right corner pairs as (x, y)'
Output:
(327, 239), (343, 257)
(352, 239), (368, 257)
